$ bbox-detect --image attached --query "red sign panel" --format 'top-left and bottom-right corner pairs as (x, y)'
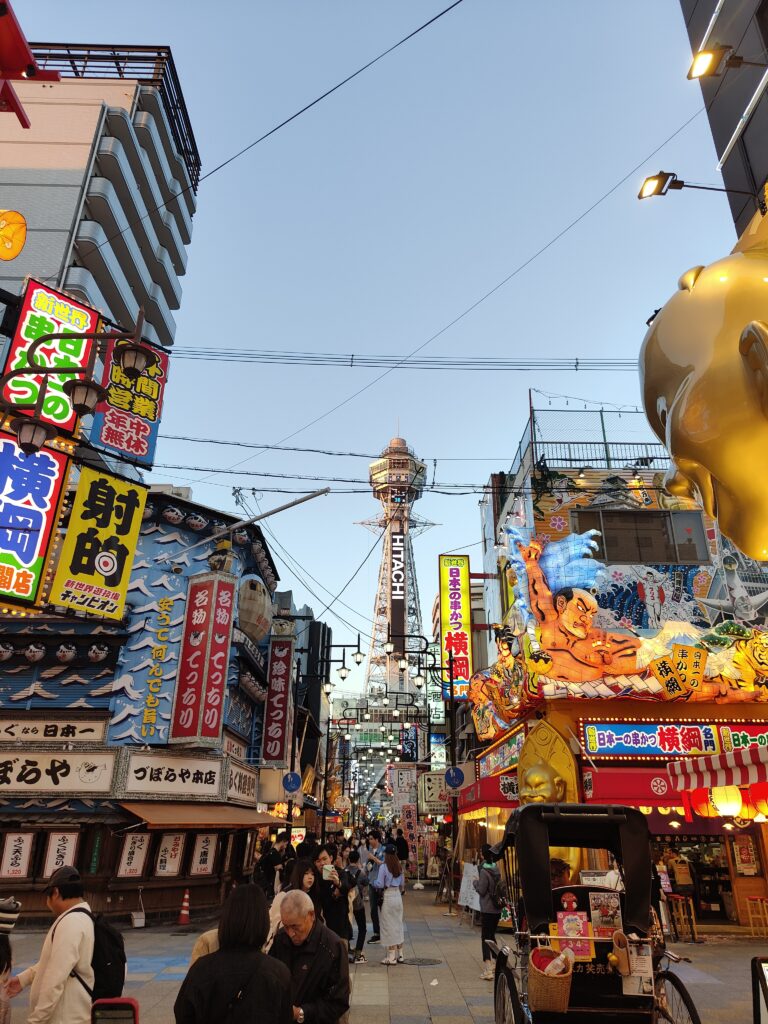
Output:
(2, 280), (99, 434)
(262, 636), (295, 762)
(92, 338), (169, 466)
(170, 573), (235, 746)
(582, 766), (675, 806)
(200, 578), (235, 740)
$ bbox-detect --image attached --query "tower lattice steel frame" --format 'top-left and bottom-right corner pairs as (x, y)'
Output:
(361, 437), (432, 698)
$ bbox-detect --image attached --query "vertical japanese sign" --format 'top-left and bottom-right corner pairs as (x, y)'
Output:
(2, 280), (98, 434)
(0, 833), (33, 878)
(262, 635), (295, 763)
(390, 526), (406, 657)
(116, 833), (150, 879)
(190, 834), (218, 876)
(0, 432), (68, 605)
(392, 767), (417, 810)
(50, 466), (147, 619)
(155, 833), (185, 877)
(43, 831), (79, 878)
(170, 572), (236, 746)
(402, 803), (418, 864)
(92, 338), (168, 466)
(438, 554), (473, 699)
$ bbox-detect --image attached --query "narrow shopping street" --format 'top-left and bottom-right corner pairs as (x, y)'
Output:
(5, 890), (763, 1024)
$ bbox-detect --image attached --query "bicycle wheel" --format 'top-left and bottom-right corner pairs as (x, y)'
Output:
(654, 970), (702, 1024)
(494, 962), (525, 1024)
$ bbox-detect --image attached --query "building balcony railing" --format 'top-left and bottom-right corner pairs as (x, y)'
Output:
(30, 43), (201, 191)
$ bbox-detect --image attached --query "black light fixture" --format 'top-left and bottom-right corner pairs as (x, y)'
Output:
(11, 416), (56, 455)
(323, 680), (333, 696)
(397, 657), (408, 672)
(61, 378), (107, 416)
(638, 170), (767, 214)
(384, 640), (395, 655)
(115, 340), (159, 380)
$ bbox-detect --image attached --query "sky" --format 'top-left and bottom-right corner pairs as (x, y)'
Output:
(21, 1), (739, 693)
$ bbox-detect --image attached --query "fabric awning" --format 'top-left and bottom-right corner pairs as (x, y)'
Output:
(120, 802), (287, 829)
(583, 766), (677, 807)
(458, 775), (518, 815)
(667, 746), (768, 792)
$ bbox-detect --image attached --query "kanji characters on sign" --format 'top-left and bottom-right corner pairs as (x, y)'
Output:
(438, 554), (473, 699)
(262, 636), (295, 762)
(0, 433), (69, 604)
(1, 281), (99, 434)
(92, 338), (168, 466)
(50, 466), (147, 619)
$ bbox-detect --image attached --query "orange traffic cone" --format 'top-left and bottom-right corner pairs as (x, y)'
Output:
(178, 888), (190, 926)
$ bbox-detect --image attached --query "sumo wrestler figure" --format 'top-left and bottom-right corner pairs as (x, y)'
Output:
(519, 540), (640, 681)
(468, 624), (524, 741)
(640, 208), (768, 561)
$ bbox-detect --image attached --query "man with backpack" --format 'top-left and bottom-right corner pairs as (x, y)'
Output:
(473, 846), (503, 981)
(7, 866), (94, 1022)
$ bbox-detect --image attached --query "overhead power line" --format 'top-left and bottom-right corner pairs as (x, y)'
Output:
(172, 348), (636, 371)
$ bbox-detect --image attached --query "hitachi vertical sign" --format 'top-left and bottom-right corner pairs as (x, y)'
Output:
(390, 528), (406, 650)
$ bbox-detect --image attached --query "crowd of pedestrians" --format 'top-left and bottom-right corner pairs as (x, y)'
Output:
(0, 827), (413, 1023)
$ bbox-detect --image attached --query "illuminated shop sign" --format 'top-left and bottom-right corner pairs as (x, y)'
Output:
(580, 719), (768, 759)
(477, 725), (526, 778)
(438, 553), (473, 699)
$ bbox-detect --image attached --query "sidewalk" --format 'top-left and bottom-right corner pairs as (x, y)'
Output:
(6, 889), (763, 1022)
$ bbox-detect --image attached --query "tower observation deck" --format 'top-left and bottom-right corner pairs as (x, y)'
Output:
(362, 437), (430, 697)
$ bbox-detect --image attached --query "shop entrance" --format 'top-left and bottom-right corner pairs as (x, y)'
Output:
(652, 835), (732, 921)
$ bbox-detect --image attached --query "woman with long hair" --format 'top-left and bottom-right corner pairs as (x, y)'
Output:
(266, 857), (323, 948)
(372, 845), (405, 965)
(175, 886), (292, 1024)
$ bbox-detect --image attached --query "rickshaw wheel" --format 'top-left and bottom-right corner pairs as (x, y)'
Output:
(654, 970), (701, 1024)
(494, 961), (525, 1024)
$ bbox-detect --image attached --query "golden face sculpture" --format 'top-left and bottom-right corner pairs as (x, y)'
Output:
(555, 589), (598, 640)
(519, 760), (566, 804)
(640, 213), (768, 560)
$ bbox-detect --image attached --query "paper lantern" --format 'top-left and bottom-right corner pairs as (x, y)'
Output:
(710, 785), (743, 817)
(750, 782), (768, 816)
(690, 788), (718, 818)
(738, 791), (758, 821)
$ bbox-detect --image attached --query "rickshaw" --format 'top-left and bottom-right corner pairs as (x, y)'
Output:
(487, 804), (701, 1024)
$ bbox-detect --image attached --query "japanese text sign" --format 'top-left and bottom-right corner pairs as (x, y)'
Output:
(402, 803), (418, 863)
(0, 718), (106, 743)
(580, 719), (768, 759)
(2, 280), (98, 434)
(92, 338), (168, 466)
(138, 595), (176, 744)
(43, 832), (79, 878)
(116, 833), (150, 878)
(0, 432), (68, 605)
(438, 554), (473, 699)
(262, 635), (295, 763)
(0, 832), (33, 878)
(227, 759), (258, 805)
(190, 833), (218, 876)
(50, 466), (147, 619)
(418, 771), (449, 813)
(155, 833), (185, 877)
(477, 725), (526, 778)
(125, 751), (222, 798)
(427, 675), (446, 725)
(169, 572), (236, 746)
(392, 767), (417, 810)
(0, 749), (115, 794)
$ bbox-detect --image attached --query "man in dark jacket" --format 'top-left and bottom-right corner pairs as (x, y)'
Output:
(395, 828), (410, 867)
(271, 890), (350, 1024)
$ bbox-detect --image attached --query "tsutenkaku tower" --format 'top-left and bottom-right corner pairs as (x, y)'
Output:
(362, 437), (430, 697)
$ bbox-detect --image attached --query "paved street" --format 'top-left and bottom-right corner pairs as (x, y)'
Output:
(5, 891), (765, 1023)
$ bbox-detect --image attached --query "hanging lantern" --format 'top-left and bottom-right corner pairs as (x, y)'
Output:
(690, 788), (718, 818)
(737, 791), (758, 822)
(710, 785), (743, 817)
(750, 781), (768, 816)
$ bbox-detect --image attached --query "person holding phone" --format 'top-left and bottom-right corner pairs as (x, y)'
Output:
(174, 886), (291, 1024)
(313, 846), (352, 946)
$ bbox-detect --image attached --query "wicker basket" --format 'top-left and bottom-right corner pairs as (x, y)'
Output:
(527, 947), (573, 1014)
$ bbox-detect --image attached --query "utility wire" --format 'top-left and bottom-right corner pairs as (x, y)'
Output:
(41, 0), (467, 282)
(203, 103), (707, 482)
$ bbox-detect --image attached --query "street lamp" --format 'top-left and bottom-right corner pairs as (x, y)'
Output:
(384, 640), (395, 654)
(687, 45), (766, 79)
(637, 170), (767, 214)
(398, 657), (408, 672)
(323, 680), (333, 696)
(414, 671), (425, 690)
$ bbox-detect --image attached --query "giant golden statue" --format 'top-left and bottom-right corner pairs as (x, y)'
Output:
(640, 206), (768, 560)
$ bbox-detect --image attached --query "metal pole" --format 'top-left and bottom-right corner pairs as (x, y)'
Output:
(321, 698), (332, 844)
(285, 658), (302, 845)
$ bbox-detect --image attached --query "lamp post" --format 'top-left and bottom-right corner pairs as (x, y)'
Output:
(637, 170), (767, 215)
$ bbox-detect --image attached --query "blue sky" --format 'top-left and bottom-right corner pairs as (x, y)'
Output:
(21, 1), (738, 688)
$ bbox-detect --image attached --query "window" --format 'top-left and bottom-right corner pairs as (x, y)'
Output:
(571, 509), (709, 565)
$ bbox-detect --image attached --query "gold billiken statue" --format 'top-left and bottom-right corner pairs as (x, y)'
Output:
(517, 721), (581, 878)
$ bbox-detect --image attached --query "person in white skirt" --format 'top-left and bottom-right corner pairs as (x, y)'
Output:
(372, 844), (405, 965)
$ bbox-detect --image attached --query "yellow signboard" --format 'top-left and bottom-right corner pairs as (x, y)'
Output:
(50, 466), (147, 619)
(438, 553), (473, 699)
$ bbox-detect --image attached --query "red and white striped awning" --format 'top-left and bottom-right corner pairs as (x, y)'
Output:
(667, 746), (768, 792)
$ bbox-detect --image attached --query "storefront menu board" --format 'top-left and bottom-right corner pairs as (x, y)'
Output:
(581, 719), (768, 759)
(0, 833), (33, 878)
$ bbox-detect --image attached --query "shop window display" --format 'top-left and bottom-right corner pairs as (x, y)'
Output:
(652, 837), (746, 922)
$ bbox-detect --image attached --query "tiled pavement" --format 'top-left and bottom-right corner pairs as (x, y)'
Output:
(6, 891), (767, 1022)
